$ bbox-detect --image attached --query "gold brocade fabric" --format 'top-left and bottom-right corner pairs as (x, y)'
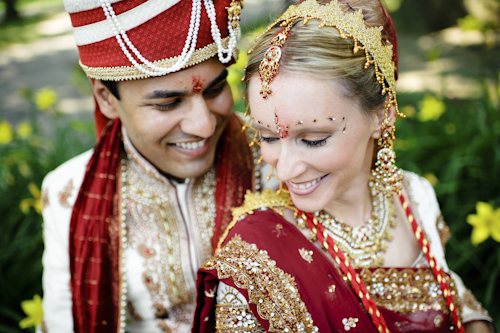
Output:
(359, 268), (461, 316)
(215, 287), (266, 332)
(122, 134), (217, 330)
(202, 235), (319, 333)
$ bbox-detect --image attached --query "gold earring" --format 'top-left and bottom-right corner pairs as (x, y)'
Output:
(369, 109), (403, 198)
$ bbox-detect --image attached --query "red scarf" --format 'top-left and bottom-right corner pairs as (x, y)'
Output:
(69, 114), (253, 332)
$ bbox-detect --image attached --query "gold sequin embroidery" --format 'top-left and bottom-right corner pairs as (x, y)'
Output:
(299, 248), (314, 263)
(216, 286), (265, 332)
(203, 235), (319, 333)
(360, 268), (462, 316)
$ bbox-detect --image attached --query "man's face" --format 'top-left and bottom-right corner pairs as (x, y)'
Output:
(111, 58), (233, 181)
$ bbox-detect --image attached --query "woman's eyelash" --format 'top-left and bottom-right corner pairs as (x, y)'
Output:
(302, 138), (328, 147)
(257, 135), (279, 143)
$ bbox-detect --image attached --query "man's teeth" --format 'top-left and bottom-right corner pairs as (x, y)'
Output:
(289, 176), (324, 189)
(175, 139), (207, 149)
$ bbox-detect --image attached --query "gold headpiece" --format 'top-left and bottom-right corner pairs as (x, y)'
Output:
(253, 0), (402, 116)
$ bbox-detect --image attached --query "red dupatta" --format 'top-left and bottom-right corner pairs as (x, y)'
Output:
(69, 113), (254, 332)
(194, 209), (403, 333)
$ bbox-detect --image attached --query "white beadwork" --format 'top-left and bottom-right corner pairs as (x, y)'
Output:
(100, 0), (238, 77)
(119, 159), (128, 333)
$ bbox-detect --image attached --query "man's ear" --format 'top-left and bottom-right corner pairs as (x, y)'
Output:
(371, 102), (396, 139)
(89, 78), (120, 119)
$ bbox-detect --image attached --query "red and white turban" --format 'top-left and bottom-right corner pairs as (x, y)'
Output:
(64, 0), (242, 81)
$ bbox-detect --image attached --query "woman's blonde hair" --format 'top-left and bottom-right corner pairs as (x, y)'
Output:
(244, 0), (395, 114)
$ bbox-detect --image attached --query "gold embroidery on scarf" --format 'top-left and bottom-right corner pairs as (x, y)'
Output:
(203, 235), (319, 333)
(218, 189), (294, 250)
(360, 268), (462, 316)
(215, 286), (266, 332)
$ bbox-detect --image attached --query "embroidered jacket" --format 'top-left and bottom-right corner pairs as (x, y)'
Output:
(40, 115), (272, 332)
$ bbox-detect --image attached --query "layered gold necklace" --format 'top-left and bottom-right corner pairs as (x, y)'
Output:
(299, 190), (396, 268)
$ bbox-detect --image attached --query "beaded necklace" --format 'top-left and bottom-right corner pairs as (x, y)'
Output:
(297, 193), (465, 333)
(298, 191), (395, 268)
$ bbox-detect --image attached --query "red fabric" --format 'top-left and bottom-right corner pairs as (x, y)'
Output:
(92, 97), (111, 139)
(72, 0), (232, 68)
(212, 115), (254, 251)
(69, 119), (122, 333)
(70, 114), (253, 332)
(194, 210), (456, 333)
(69, 0), (148, 27)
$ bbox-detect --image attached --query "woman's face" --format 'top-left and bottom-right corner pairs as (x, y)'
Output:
(248, 73), (383, 213)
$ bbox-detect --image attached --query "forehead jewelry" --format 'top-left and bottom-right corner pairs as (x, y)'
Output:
(273, 109), (289, 138)
(252, 0), (404, 118)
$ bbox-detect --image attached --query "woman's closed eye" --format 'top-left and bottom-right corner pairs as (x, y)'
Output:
(258, 134), (279, 144)
(302, 137), (329, 147)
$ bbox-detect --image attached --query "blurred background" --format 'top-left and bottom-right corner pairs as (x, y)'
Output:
(0, 0), (499, 331)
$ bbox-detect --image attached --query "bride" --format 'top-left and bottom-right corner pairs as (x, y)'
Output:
(192, 0), (493, 331)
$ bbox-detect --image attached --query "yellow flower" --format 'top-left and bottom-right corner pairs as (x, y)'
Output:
(418, 95), (446, 122)
(0, 120), (14, 144)
(16, 121), (33, 139)
(423, 173), (438, 186)
(34, 87), (58, 111)
(467, 201), (500, 245)
(19, 294), (43, 329)
(20, 182), (42, 214)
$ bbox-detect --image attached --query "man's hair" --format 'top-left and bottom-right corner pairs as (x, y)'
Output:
(101, 80), (120, 99)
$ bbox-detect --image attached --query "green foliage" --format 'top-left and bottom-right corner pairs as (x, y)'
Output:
(0, 88), (94, 332)
(395, 82), (500, 328)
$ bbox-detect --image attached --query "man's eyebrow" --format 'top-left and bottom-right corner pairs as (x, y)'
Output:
(145, 89), (186, 99)
(205, 69), (228, 90)
(143, 69), (228, 99)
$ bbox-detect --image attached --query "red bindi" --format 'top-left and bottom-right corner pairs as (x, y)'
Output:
(192, 75), (203, 93)
(273, 111), (289, 139)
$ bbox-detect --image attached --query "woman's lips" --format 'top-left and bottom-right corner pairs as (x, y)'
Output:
(287, 174), (329, 195)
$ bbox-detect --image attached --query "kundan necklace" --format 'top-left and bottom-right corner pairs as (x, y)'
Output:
(298, 189), (396, 268)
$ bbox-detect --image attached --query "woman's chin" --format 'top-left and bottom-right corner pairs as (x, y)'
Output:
(290, 194), (327, 213)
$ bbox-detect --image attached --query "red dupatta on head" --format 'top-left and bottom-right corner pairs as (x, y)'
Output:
(69, 113), (254, 332)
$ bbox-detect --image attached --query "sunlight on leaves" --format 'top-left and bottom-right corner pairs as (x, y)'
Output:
(458, 15), (485, 32)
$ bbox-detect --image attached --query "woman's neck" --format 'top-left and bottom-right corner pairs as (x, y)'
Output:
(323, 172), (373, 227)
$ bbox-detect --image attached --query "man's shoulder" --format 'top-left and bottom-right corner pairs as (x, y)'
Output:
(43, 149), (93, 186)
(42, 149), (93, 212)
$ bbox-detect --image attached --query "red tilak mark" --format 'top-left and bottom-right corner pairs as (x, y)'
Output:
(192, 75), (202, 93)
(274, 111), (288, 139)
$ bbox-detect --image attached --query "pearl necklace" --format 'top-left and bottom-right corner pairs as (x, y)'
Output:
(99, 0), (240, 76)
(299, 191), (396, 268)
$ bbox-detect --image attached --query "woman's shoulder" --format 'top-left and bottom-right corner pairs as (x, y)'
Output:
(216, 189), (300, 251)
(231, 188), (294, 221)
